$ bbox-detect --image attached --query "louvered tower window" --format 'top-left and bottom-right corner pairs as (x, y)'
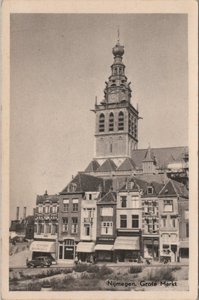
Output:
(118, 111), (124, 131)
(99, 113), (105, 132)
(109, 112), (114, 131)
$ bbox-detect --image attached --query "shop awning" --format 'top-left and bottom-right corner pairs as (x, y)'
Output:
(114, 237), (140, 250)
(179, 240), (189, 248)
(76, 242), (95, 253)
(94, 244), (113, 251)
(30, 241), (56, 253)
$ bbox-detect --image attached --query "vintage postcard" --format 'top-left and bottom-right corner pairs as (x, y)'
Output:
(1, 0), (198, 299)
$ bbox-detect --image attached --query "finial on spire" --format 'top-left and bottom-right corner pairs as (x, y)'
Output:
(117, 26), (120, 43)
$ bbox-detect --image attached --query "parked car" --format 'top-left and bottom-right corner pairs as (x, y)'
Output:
(26, 256), (52, 268)
(10, 236), (27, 245)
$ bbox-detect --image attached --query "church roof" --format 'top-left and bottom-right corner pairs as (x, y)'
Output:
(132, 146), (187, 169)
(84, 160), (100, 173)
(96, 159), (117, 172)
(60, 173), (112, 194)
(117, 157), (136, 171)
(97, 191), (117, 204)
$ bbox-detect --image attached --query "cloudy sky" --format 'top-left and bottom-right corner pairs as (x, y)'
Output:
(10, 14), (188, 220)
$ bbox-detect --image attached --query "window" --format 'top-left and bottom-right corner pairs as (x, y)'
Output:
(132, 215), (139, 228)
(38, 205), (43, 213)
(171, 216), (176, 228)
(109, 113), (114, 131)
(45, 205), (50, 213)
(89, 194), (92, 200)
(63, 199), (69, 212)
(110, 143), (113, 153)
(132, 197), (139, 208)
(147, 187), (153, 194)
(185, 210), (189, 219)
(101, 222), (113, 235)
(52, 206), (57, 213)
(186, 223), (189, 238)
(51, 223), (57, 234)
(38, 223), (44, 234)
(73, 203), (78, 212)
(121, 196), (127, 208)
(62, 218), (68, 232)
(72, 199), (78, 212)
(71, 217), (78, 234)
(162, 216), (167, 227)
(99, 113), (105, 132)
(118, 111), (124, 130)
(101, 207), (113, 216)
(84, 224), (90, 236)
(164, 200), (173, 212)
(120, 215), (127, 228)
(45, 223), (51, 234)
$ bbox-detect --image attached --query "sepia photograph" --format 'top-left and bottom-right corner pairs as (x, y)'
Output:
(1, 1), (198, 300)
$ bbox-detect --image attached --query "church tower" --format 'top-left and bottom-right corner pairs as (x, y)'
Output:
(93, 38), (139, 166)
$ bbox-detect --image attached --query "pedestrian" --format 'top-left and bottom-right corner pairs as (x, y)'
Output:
(74, 255), (78, 265)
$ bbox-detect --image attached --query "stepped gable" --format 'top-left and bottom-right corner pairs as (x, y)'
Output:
(98, 191), (117, 204)
(60, 173), (104, 194)
(117, 157), (136, 171)
(132, 146), (187, 169)
(158, 179), (188, 197)
(84, 160), (100, 173)
(96, 159), (117, 172)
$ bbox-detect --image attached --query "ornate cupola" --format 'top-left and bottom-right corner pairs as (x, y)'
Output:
(92, 36), (139, 166)
(103, 40), (132, 104)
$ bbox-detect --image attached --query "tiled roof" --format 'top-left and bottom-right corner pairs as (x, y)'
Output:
(98, 191), (117, 204)
(84, 160), (100, 173)
(159, 179), (188, 198)
(36, 194), (59, 204)
(142, 181), (164, 197)
(135, 173), (168, 184)
(120, 176), (147, 192)
(117, 157), (136, 171)
(96, 159), (117, 172)
(131, 146), (187, 169)
(60, 173), (113, 194)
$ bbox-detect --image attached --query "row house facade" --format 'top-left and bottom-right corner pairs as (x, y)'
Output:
(31, 191), (59, 262)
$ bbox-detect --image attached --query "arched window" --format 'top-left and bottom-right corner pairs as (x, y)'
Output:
(118, 111), (124, 130)
(109, 112), (114, 131)
(99, 113), (105, 132)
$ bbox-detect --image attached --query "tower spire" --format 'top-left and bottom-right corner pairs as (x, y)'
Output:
(117, 26), (120, 44)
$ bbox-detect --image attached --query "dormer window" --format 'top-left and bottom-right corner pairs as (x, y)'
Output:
(147, 187), (153, 194)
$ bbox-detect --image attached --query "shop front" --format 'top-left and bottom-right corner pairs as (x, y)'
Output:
(29, 240), (56, 263)
(76, 242), (95, 262)
(143, 237), (159, 260)
(179, 240), (189, 260)
(58, 238), (76, 261)
(94, 237), (115, 262)
(114, 236), (140, 262)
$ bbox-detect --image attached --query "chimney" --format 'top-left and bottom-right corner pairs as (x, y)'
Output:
(23, 206), (27, 219)
(16, 206), (19, 221)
